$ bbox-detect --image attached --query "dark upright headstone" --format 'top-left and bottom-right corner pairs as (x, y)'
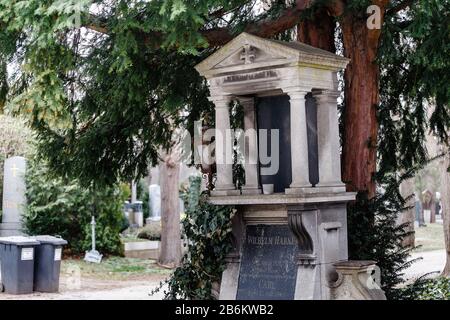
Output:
(305, 93), (319, 186)
(237, 224), (298, 300)
(256, 94), (319, 192)
(257, 95), (292, 193)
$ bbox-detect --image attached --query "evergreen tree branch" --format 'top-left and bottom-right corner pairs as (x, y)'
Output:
(387, 0), (416, 15)
(85, 1), (311, 47)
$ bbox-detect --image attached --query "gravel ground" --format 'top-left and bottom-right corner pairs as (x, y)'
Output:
(0, 245), (446, 299)
(0, 276), (168, 300)
(404, 249), (447, 280)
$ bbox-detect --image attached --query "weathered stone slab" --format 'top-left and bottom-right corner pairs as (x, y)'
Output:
(237, 224), (298, 300)
(1, 156), (27, 236)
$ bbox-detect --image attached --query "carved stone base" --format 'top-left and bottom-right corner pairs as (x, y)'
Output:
(313, 184), (347, 193)
(0, 222), (24, 236)
(211, 189), (241, 196)
(285, 187), (317, 195)
(330, 261), (387, 300)
(241, 186), (262, 195)
(217, 194), (356, 300)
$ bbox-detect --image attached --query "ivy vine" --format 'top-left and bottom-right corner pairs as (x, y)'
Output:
(152, 176), (235, 300)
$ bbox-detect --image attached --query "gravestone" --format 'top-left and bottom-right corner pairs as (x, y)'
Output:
(196, 32), (385, 300)
(422, 189), (436, 224)
(133, 201), (144, 228)
(84, 216), (102, 263)
(257, 95), (292, 193)
(149, 184), (161, 220)
(237, 225), (298, 300)
(0, 156), (27, 236)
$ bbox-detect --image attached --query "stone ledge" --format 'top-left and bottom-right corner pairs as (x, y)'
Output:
(208, 192), (356, 206)
(333, 260), (377, 270)
(124, 240), (159, 251)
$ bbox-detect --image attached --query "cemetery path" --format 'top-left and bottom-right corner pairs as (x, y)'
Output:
(404, 249), (446, 279)
(0, 275), (168, 300)
(1, 249), (445, 299)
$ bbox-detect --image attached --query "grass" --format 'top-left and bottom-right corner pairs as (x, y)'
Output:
(121, 237), (150, 243)
(61, 256), (172, 281)
(413, 223), (445, 253)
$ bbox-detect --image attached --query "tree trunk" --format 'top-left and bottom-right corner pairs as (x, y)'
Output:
(299, 3), (388, 198)
(297, 7), (335, 52)
(340, 13), (383, 198)
(399, 177), (416, 247)
(440, 151), (450, 276)
(159, 149), (181, 267)
(0, 60), (7, 114)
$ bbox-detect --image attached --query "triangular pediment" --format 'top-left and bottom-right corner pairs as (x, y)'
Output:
(195, 32), (349, 77)
(213, 43), (287, 69)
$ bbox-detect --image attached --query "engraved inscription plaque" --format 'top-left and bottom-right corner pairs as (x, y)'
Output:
(237, 225), (298, 300)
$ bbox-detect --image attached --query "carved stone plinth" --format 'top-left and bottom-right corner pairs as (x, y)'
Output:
(216, 193), (354, 300)
(330, 261), (387, 300)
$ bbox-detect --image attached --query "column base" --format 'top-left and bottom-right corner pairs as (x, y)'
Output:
(211, 187), (241, 196)
(241, 186), (262, 195)
(285, 186), (315, 195)
(314, 183), (346, 193)
(0, 222), (24, 237)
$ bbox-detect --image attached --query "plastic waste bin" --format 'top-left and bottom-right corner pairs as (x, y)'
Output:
(0, 236), (40, 294)
(31, 235), (68, 293)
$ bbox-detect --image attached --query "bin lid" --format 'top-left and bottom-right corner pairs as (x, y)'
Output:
(0, 236), (40, 246)
(31, 235), (68, 245)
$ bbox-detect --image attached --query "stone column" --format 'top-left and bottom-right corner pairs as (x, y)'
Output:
(313, 90), (345, 192)
(285, 90), (312, 194)
(0, 156), (27, 236)
(210, 96), (239, 196)
(131, 180), (137, 203)
(240, 97), (261, 195)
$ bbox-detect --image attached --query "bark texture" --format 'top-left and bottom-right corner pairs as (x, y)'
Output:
(300, 1), (389, 198)
(440, 151), (450, 276)
(159, 149), (181, 267)
(339, 9), (385, 198)
(297, 7), (335, 52)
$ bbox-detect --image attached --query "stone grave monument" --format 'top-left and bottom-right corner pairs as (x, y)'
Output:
(422, 189), (436, 224)
(84, 216), (103, 263)
(148, 184), (161, 221)
(195, 32), (385, 300)
(0, 156), (27, 236)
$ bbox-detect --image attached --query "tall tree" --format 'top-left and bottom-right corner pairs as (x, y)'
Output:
(0, 1), (448, 261)
(0, 60), (7, 113)
(440, 149), (450, 276)
(1, 0), (446, 196)
(159, 148), (182, 267)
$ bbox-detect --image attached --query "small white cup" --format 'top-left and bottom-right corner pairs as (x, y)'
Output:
(262, 184), (274, 195)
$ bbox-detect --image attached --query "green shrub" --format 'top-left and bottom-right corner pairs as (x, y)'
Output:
(153, 176), (235, 300)
(23, 158), (126, 255)
(399, 277), (450, 300)
(347, 178), (415, 299)
(137, 221), (162, 241)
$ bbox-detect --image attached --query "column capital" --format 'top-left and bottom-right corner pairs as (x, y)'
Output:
(312, 90), (340, 103)
(285, 88), (309, 101)
(237, 96), (254, 108)
(209, 95), (233, 108)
